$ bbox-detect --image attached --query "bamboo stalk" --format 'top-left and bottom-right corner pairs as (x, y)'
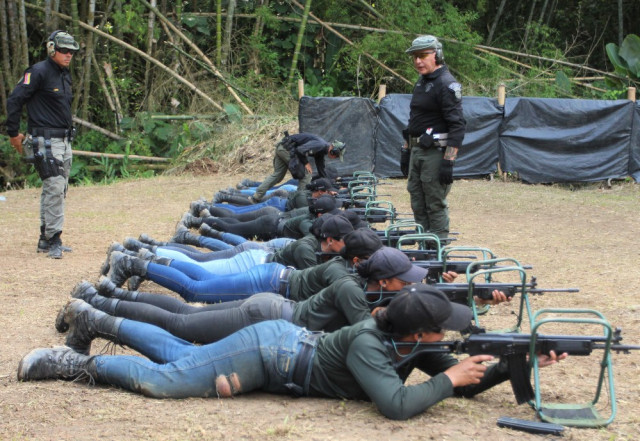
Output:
(288, 0), (312, 84)
(288, 0), (412, 86)
(24, 2), (226, 113)
(72, 116), (123, 140)
(74, 150), (169, 162)
(136, 0), (252, 114)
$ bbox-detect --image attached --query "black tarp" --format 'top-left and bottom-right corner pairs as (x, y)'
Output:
(298, 95), (639, 183)
(500, 98), (632, 183)
(298, 96), (377, 176)
(630, 102), (640, 181)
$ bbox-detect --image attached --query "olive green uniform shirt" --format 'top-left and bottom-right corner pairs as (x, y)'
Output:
(309, 319), (510, 420)
(288, 257), (352, 301)
(271, 234), (320, 269)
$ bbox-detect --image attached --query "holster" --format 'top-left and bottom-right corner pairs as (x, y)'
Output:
(32, 130), (64, 180)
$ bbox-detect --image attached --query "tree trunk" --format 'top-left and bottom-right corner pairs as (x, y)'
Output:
(617, 0), (623, 47)
(288, 0), (312, 84)
(486, 0), (507, 46)
(523, 0), (537, 50)
(6, 0), (19, 80)
(80, 0), (96, 126)
(144, 0), (157, 109)
(248, 0), (268, 74)
(216, 0), (222, 65)
(0, 0), (13, 95)
(17, 0), (28, 70)
(222, 0), (236, 69)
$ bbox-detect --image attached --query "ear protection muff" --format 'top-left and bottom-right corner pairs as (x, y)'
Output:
(47, 30), (62, 57)
(435, 40), (444, 65)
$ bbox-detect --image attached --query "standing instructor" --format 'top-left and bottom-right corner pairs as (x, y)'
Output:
(6, 30), (79, 258)
(402, 35), (465, 240)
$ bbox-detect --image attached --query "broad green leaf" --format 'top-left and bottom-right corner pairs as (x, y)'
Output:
(619, 34), (640, 77)
(605, 43), (629, 76)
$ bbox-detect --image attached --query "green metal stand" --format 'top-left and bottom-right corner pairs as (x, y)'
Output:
(529, 309), (618, 427)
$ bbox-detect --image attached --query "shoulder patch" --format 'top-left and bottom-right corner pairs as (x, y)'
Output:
(448, 82), (462, 100)
(23, 72), (31, 85)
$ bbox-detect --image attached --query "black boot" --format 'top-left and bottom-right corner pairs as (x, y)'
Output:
(62, 299), (123, 355)
(177, 212), (203, 229)
(172, 226), (203, 246)
(38, 226), (72, 254)
(47, 232), (64, 259)
(107, 251), (149, 287)
(138, 234), (167, 247)
(123, 237), (156, 253)
(100, 242), (127, 276)
(96, 276), (139, 301)
(37, 225), (49, 253)
(190, 200), (210, 216)
(55, 281), (99, 333)
(198, 223), (224, 240)
(17, 346), (97, 382)
(70, 281), (119, 314)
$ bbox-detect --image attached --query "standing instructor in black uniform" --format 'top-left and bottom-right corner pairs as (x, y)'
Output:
(6, 31), (79, 258)
(401, 35), (465, 240)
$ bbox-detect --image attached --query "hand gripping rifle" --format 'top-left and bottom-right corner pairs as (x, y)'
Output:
(391, 327), (640, 406)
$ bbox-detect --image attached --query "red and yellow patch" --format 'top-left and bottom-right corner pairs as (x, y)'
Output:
(23, 72), (31, 85)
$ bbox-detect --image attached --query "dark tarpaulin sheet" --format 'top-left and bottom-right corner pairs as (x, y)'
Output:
(375, 95), (502, 178)
(500, 98), (632, 183)
(630, 103), (640, 182)
(298, 96), (377, 176)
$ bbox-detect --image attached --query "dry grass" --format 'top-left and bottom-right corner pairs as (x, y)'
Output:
(0, 171), (638, 440)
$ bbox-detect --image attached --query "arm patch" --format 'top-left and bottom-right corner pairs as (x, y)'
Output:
(448, 82), (462, 101)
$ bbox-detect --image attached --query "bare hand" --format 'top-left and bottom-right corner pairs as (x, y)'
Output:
(444, 355), (493, 387)
(305, 163), (312, 174)
(475, 289), (511, 306)
(10, 134), (25, 155)
(441, 271), (459, 283)
(537, 350), (568, 368)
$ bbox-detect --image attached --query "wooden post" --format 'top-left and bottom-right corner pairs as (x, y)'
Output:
(378, 84), (386, 103)
(298, 79), (305, 99)
(498, 84), (506, 106)
(497, 83), (506, 181)
(627, 87), (636, 102)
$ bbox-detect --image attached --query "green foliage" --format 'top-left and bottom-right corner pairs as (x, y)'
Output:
(606, 34), (640, 88)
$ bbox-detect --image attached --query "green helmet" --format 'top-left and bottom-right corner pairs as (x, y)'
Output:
(49, 31), (79, 51)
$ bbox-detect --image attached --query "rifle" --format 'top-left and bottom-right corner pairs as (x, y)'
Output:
(390, 327), (640, 405)
(365, 276), (578, 306)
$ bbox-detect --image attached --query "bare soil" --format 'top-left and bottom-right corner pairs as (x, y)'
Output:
(1, 172), (639, 441)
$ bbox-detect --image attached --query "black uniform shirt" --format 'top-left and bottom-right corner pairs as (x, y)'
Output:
(290, 133), (331, 178)
(407, 65), (466, 147)
(6, 57), (73, 137)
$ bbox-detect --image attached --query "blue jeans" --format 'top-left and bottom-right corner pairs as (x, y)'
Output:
(213, 196), (287, 213)
(146, 261), (286, 302)
(162, 249), (270, 274)
(94, 319), (315, 398)
(156, 239), (294, 262)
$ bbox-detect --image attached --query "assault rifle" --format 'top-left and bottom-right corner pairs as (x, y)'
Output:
(390, 327), (640, 405)
(365, 276), (577, 307)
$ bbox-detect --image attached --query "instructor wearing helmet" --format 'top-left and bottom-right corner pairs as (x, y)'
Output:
(6, 30), (80, 258)
(401, 35), (465, 240)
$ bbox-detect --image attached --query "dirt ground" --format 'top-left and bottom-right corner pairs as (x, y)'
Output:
(1, 172), (639, 441)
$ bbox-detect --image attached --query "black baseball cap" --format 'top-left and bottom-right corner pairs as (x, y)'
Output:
(365, 247), (427, 282)
(341, 228), (383, 259)
(311, 194), (340, 215)
(306, 178), (336, 192)
(320, 215), (354, 239)
(386, 284), (473, 334)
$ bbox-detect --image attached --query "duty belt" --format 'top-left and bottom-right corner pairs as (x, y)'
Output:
(287, 332), (321, 397)
(278, 267), (294, 297)
(409, 132), (448, 148)
(30, 127), (72, 139)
